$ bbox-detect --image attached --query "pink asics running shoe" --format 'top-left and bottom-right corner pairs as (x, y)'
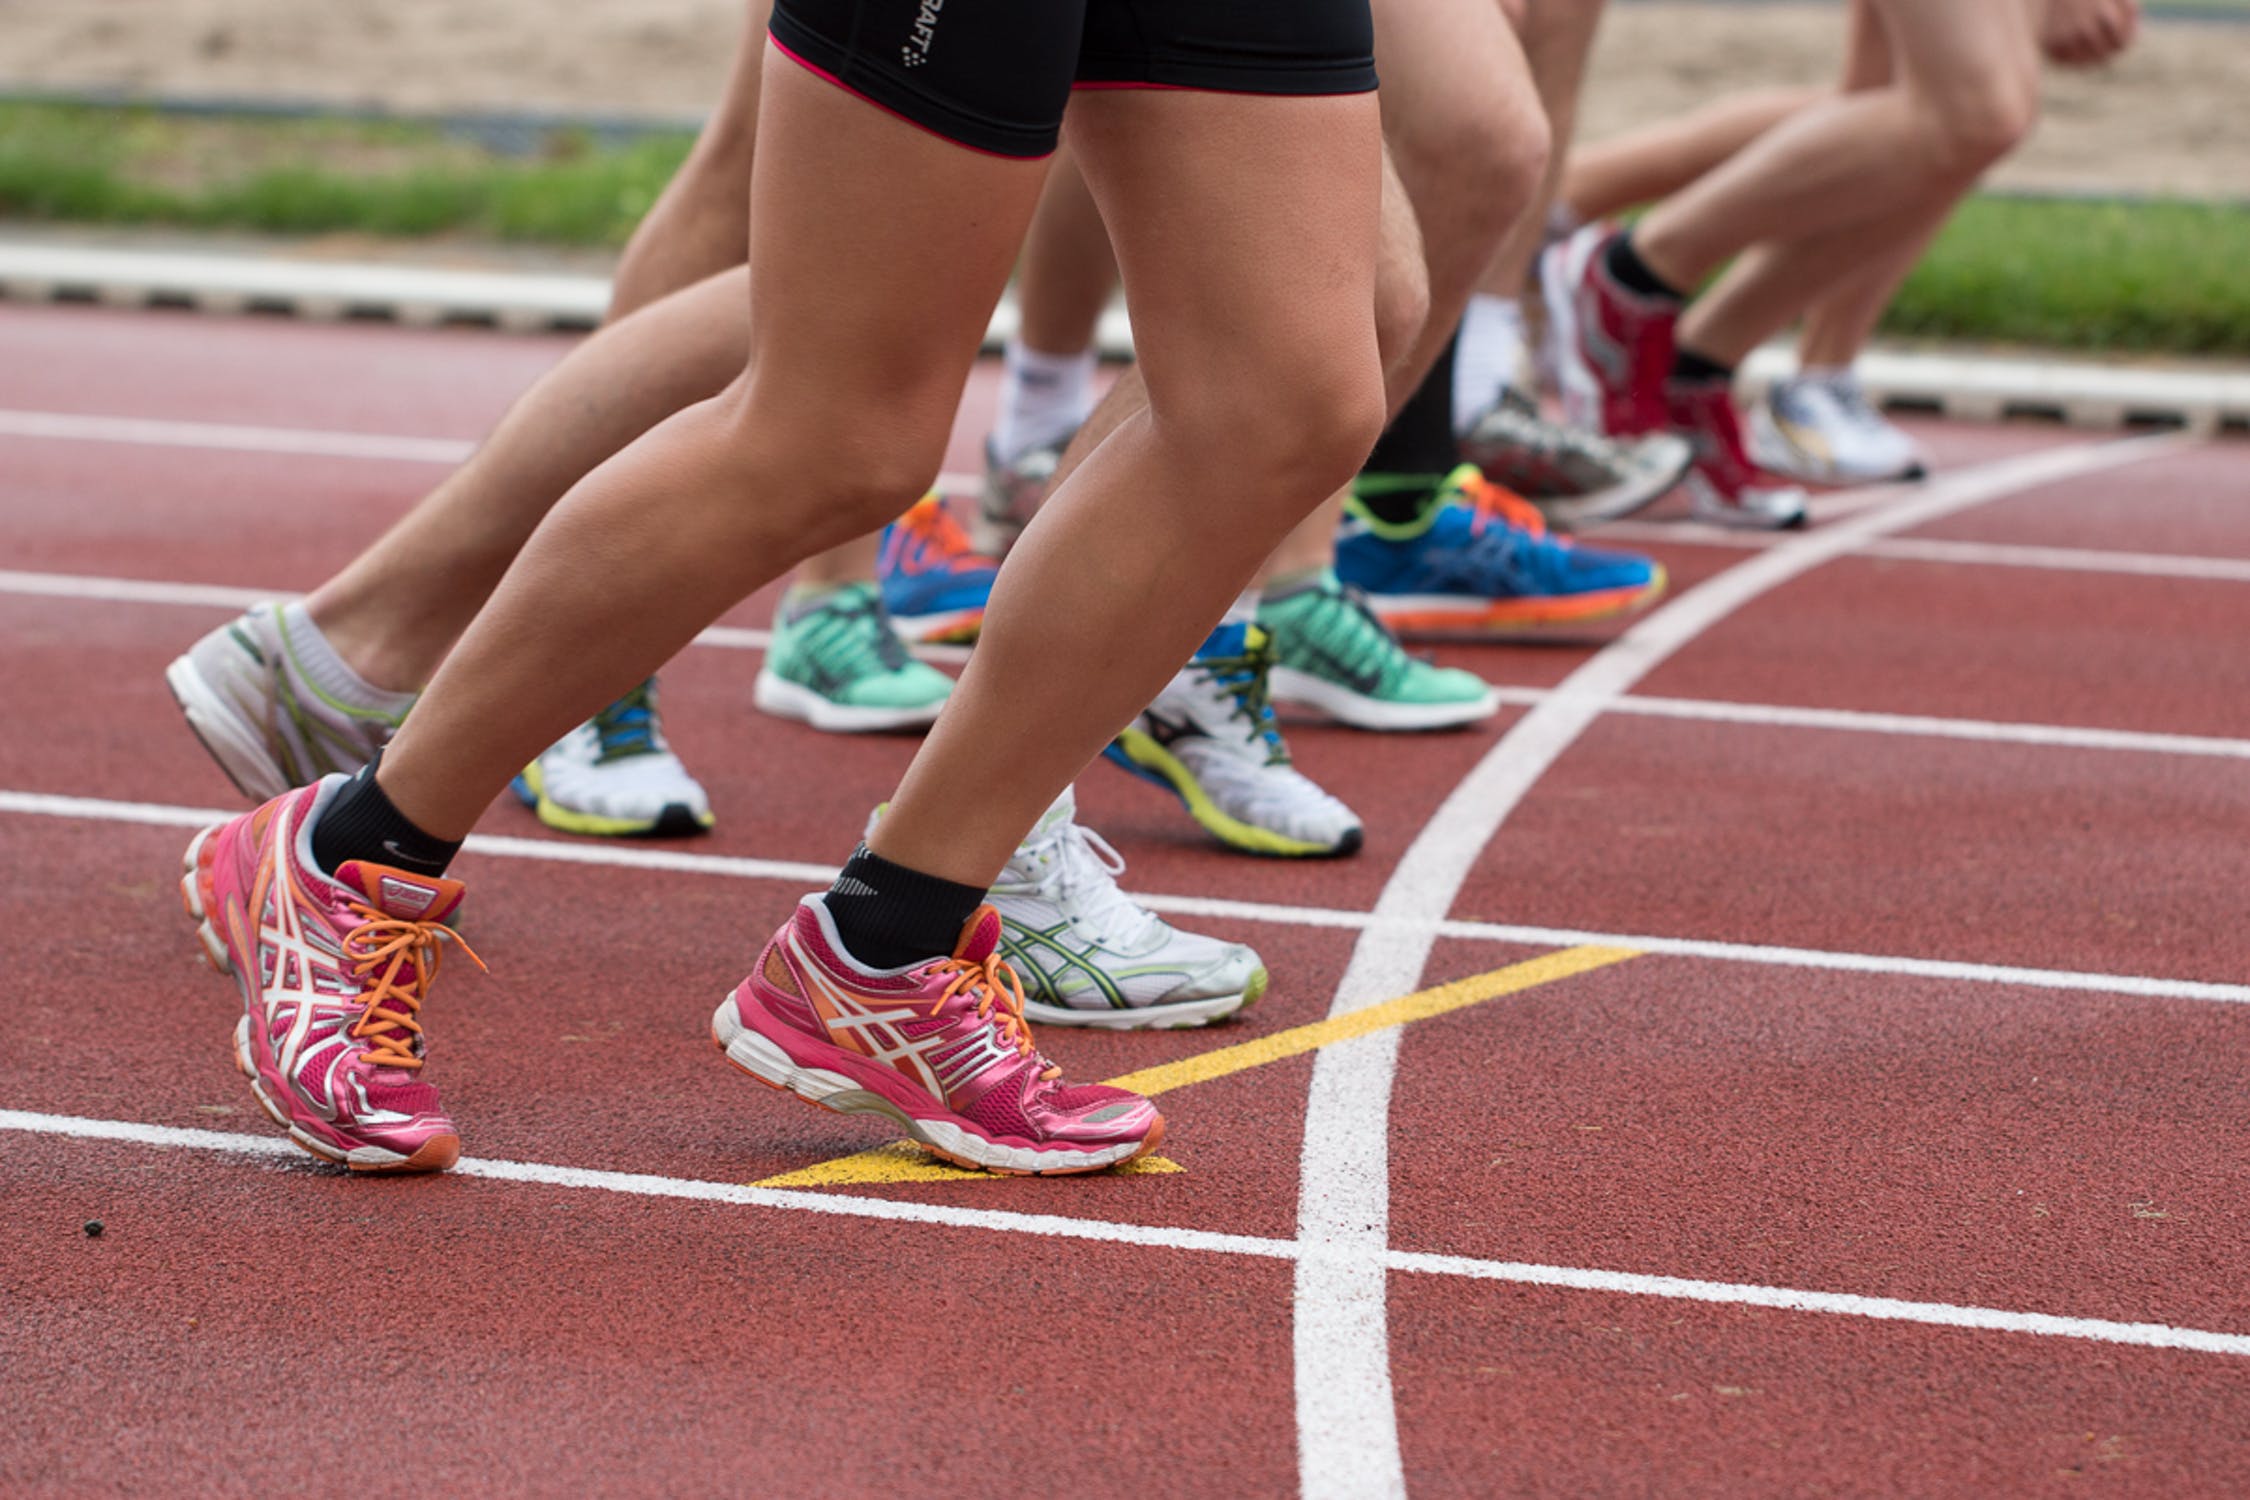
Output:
(180, 778), (480, 1173)
(713, 897), (1164, 1175)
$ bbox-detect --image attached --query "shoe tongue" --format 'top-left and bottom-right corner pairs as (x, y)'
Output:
(1032, 784), (1076, 836)
(950, 904), (1004, 965)
(1198, 620), (1251, 659)
(333, 861), (466, 925)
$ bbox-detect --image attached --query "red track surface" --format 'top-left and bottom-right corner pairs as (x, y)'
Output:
(4, 304), (2248, 1495)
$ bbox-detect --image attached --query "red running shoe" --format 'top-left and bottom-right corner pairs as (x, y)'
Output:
(1666, 377), (1811, 530)
(1542, 223), (1677, 439)
(713, 898), (1164, 1175)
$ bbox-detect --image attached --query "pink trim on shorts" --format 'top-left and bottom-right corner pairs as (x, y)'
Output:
(767, 34), (1052, 161)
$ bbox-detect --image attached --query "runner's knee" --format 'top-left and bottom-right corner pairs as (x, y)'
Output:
(1917, 70), (2040, 178)
(1159, 349), (1385, 524)
(1390, 87), (1550, 260)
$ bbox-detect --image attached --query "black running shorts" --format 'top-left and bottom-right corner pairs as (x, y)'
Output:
(767, 0), (1378, 159)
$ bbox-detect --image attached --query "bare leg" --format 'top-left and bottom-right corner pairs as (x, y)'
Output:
(378, 56), (1053, 838)
(1673, 0), (2041, 364)
(1015, 151), (1117, 357)
(873, 89), (1387, 884)
(1559, 87), (1813, 225)
(1477, 0), (1610, 302)
(1633, 0), (2040, 293)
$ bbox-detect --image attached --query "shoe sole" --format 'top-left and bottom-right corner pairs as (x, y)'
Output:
(511, 763), (714, 839)
(1684, 476), (1810, 531)
(165, 653), (290, 803)
(1268, 666), (1497, 732)
(710, 996), (1162, 1176)
(751, 669), (946, 733)
(180, 827), (458, 1174)
(1363, 569), (1669, 637)
(1102, 732), (1362, 859)
(887, 608), (985, 646)
(1022, 965), (1267, 1031)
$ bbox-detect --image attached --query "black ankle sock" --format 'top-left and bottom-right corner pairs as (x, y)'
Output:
(1669, 346), (1735, 385)
(825, 844), (986, 970)
(1363, 331), (1462, 481)
(1604, 230), (1686, 304)
(1352, 473), (1446, 528)
(310, 756), (462, 878)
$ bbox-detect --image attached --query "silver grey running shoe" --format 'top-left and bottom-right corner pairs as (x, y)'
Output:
(969, 433), (1069, 556)
(165, 604), (412, 801)
(1460, 387), (1693, 532)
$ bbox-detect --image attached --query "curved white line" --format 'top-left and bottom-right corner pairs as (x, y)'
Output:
(1289, 430), (2197, 1499)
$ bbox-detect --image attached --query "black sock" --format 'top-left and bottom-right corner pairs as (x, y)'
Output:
(310, 756), (462, 879)
(824, 844), (986, 970)
(1670, 346), (1735, 385)
(1358, 333), (1461, 526)
(1604, 230), (1686, 304)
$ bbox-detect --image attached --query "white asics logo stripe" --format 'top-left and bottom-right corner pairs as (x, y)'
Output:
(792, 953), (965, 1098)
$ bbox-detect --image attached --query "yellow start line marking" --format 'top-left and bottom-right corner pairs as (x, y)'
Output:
(753, 944), (1639, 1188)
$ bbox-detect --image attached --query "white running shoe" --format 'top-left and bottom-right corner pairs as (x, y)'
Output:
(863, 787), (1269, 1029)
(1105, 622), (1364, 858)
(512, 679), (714, 838)
(1751, 371), (1929, 486)
(166, 602), (414, 802)
(993, 789), (1267, 1028)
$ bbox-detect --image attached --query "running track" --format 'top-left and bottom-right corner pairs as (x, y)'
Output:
(5, 304), (2248, 1495)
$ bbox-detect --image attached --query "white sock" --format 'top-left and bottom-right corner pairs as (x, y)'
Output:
(993, 337), (1097, 465)
(1453, 294), (1529, 435)
(276, 600), (418, 710)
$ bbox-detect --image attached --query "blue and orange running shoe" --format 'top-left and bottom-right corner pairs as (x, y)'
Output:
(878, 494), (999, 645)
(1337, 465), (1667, 636)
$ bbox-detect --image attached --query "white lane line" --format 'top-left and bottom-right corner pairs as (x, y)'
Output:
(12, 567), (2250, 760)
(0, 409), (479, 464)
(10, 1105), (2250, 1361)
(10, 787), (2247, 1004)
(1289, 431), (2200, 1499)
(12, 405), (2246, 587)
(0, 404), (983, 498)
(1600, 519), (2250, 585)
(1863, 535), (2250, 584)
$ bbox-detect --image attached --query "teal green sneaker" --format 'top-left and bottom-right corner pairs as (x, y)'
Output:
(1259, 570), (1499, 731)
(752, 581), (954, 732)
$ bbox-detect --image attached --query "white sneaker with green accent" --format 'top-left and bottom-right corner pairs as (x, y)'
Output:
(867, 787), (1268, 1029)
(512, 678), (714, 838)
(1105, 621), (1363, 858)
(166, 602), (415, 802)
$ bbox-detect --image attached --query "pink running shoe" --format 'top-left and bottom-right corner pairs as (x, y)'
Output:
(1542, 223), (1678, 439)
(712, 897), (1164, 1175)
(180, 778), (481, 1173)
(1666, 377), (1811, 531)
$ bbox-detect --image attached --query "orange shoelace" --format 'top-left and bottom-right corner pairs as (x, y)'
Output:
(925, 952), (1056, 1078)
(1456, 468), (1552, 539)
(342, 908), (486, 1071)
(903, 495), (986, 565)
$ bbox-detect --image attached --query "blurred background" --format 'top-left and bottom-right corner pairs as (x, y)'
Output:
(2, 0), (2244, 355)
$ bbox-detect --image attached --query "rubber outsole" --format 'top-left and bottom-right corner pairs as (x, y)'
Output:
(1022, 964), (1268, 1031)
(512, 763), (715, 839)
(751, 668), (947, 733)
(1267, 666), (1498, 733)
(710, 997), (1162, 1176)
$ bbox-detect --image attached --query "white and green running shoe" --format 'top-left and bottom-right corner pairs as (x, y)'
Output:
(1105, 622), (1363, 858)
(867, 787), (1267, 1029)
(753, 581), (954, 732)
(166, 601), (415, 801)
(1259, 570), (1498, 732)
(997, 788), (1268, 1029)
(512, 678), (714, 838)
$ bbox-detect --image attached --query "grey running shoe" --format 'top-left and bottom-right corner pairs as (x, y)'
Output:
(166, 604), (412, 802)
(1460, 387), (1693, 531)
(969, 433), (1068, 556)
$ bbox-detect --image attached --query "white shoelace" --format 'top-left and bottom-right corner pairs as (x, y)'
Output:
(1014, 817), (1165, 951)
